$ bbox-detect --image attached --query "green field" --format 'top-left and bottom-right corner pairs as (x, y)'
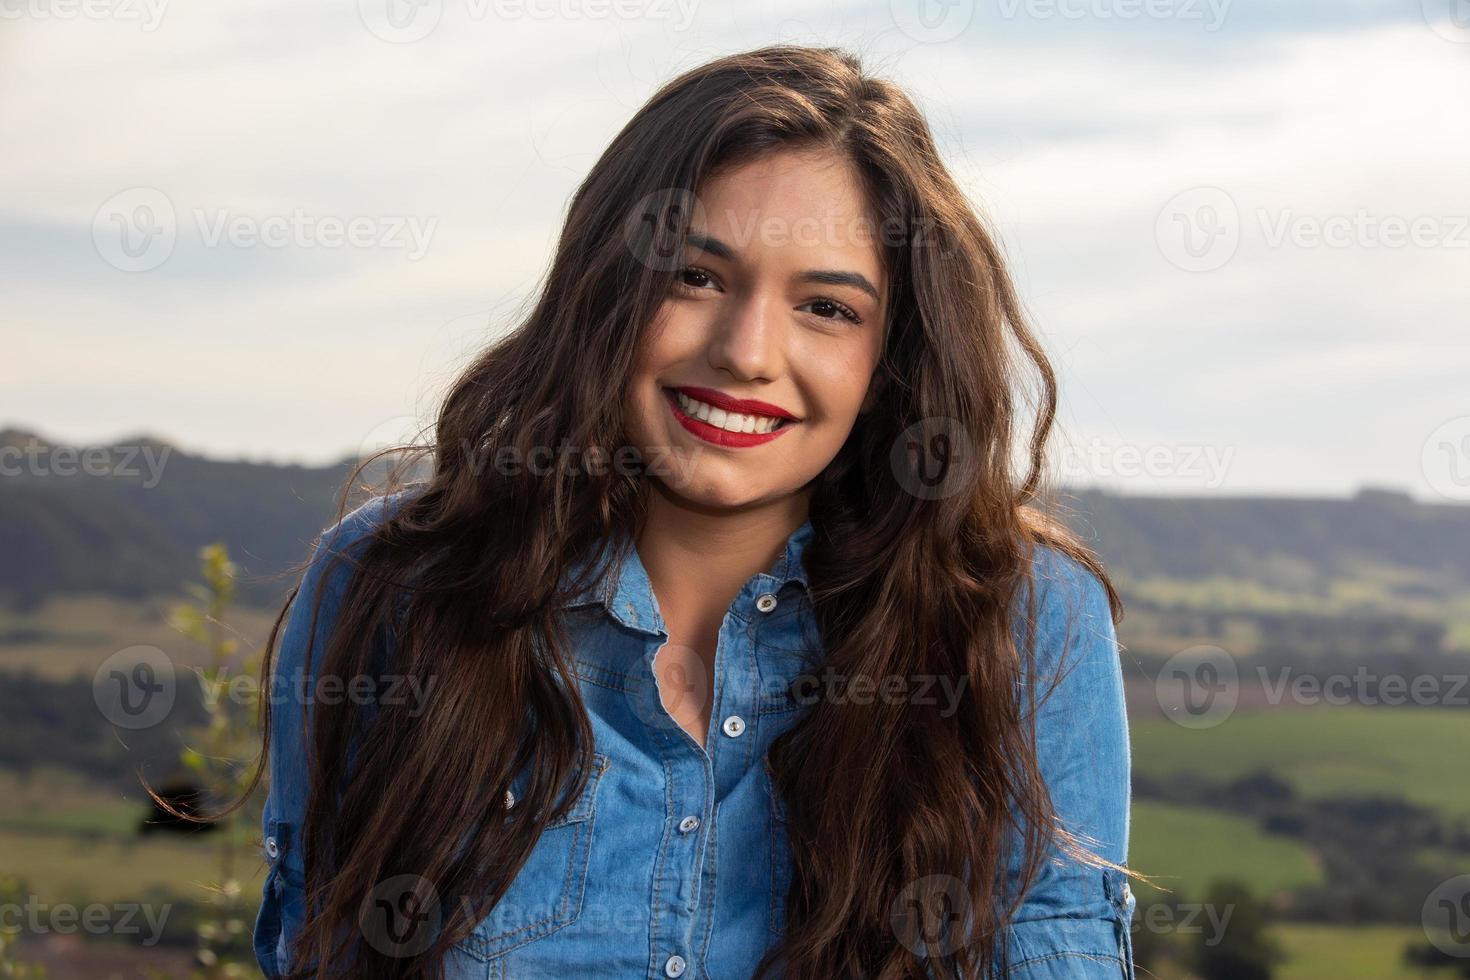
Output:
(1132, 705), (1470, 820)
(0, 769), (263, 909)
(1275, 924), (1437, 980)
(1140, 925), (1441, 980)
(1129, 799), (1322, 900)
(0, 594), (278, 680)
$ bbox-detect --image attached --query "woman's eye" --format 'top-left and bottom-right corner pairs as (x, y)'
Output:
(800, 298), (863, 325)
(676, 266), (718, 290)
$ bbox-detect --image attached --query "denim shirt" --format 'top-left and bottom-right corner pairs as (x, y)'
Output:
(254, 494), (1135, 978)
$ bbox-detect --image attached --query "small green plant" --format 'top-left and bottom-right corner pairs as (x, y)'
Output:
(165, 544), (265, 978)
(0, 875), (47, 979)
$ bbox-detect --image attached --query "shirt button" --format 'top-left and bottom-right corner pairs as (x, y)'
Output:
(664, 954), (687, 977)
(678, 815), (700, 834)
(265, 836), (279, 861)
(504, 789), (516, 810)
(756, 592), (778, 613)
(722, 715), (746, 738)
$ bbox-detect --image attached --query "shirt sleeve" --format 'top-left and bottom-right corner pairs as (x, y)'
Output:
(992, 544), (1136, 979)
(252, 493), (404, 978)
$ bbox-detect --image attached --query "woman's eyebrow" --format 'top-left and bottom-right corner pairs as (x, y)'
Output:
(686, 231), (881, 303)
(795, 269), (880, 304)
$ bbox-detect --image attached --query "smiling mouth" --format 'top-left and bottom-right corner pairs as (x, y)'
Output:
(664, 387), (793, 431)
(661, 386), (799, 448)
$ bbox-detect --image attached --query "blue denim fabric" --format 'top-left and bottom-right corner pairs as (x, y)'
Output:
(254, 494), (1134, 978)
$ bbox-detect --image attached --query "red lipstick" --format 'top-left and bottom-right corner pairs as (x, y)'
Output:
(663, 386), (799, 448)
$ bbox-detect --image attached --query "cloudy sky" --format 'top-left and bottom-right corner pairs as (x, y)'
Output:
(3, 0), (1468, 500)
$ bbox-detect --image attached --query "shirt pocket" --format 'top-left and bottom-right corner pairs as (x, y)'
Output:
(455, 752), (610, 963)
(762, 756), (793, 937)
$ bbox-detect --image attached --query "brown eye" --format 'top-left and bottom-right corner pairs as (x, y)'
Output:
(676, 266), (718, 290)
(799, 297), (862, 325)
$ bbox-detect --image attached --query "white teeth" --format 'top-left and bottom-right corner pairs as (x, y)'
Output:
(675, 391), (786, 434)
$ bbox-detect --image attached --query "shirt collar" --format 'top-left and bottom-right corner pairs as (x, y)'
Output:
(560, 518), (814, 635)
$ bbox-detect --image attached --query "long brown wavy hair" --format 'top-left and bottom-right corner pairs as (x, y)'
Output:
(239, 43), (1127, 979)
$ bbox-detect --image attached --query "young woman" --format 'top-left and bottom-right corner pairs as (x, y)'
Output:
(248, 44), (1135, 980)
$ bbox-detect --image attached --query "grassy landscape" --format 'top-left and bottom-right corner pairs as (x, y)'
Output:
(1132, 705), (1470, 820)
(1274, 925), (1435, 980)
(0, 770), (263, 908)
(0, 594), (279, 681)
(1129, 799), (1323, 901)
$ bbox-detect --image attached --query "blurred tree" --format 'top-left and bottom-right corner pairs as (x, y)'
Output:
(1189, 880), (1283, 980)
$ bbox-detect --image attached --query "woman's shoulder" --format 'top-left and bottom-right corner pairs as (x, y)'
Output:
(308, 486), (423, 565)
(1014, 541), (1117, 653)
(279, 487), (425, 663)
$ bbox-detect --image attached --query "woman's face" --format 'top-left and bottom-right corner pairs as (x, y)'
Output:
(624, 147), (888, 512)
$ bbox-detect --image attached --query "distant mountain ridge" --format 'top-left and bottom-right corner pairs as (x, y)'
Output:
(2, 427), (1467, 612)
